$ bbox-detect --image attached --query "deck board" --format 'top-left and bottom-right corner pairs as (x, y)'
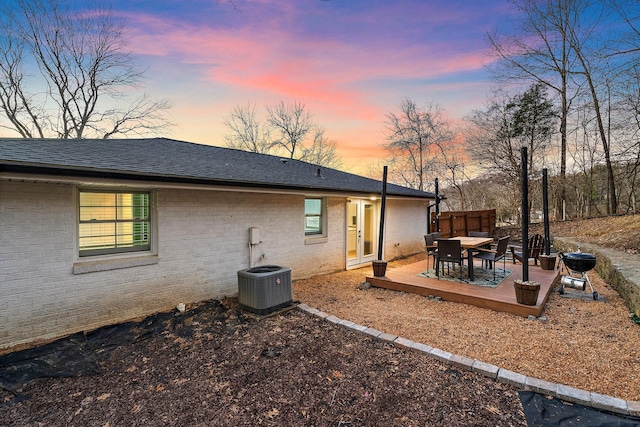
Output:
(366, 259), (559, 317)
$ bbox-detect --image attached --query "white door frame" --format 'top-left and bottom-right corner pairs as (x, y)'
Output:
(346, 198), (379, 268)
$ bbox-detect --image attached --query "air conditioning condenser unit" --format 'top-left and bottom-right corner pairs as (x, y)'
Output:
(237, 265), (292, 314)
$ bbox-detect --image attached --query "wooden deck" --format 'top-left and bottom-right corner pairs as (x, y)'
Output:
(366, 259), (559, 317)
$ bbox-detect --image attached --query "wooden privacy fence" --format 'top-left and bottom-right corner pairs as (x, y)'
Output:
(430, 209), (496, 238)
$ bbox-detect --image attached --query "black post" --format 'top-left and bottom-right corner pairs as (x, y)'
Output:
(434, 178), (440, 233)
(521, 147), (529, 281)
(542, 168), (551, 255)
(377, 166), (388, 261)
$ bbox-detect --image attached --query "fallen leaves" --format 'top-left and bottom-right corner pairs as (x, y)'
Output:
(486, 405), (501, 415)
(2, 302), (526, 426)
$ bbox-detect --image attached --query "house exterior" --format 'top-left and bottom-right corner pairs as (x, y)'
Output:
(0, 137), (434, 350)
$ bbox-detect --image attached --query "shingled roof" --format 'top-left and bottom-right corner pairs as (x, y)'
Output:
(0, 137), (434, 198)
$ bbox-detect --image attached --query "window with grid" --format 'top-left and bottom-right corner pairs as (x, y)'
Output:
(304, 198), (324, 235)
(79, 190), (151, 256)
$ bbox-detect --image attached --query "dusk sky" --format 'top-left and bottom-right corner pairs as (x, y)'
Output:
(110, 0), (526, 174)
(13, 0), (523, 174)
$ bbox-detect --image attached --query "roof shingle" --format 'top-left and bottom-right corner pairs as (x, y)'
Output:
(0, 137), (434, 198)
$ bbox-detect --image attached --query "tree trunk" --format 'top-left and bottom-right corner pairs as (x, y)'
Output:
(573, 45), (617, 214)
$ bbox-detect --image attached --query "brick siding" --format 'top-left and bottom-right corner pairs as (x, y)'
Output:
(0, 180), (427, 350)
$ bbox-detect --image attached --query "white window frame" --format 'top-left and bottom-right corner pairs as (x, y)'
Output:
(304, 197), (326, 236)
(77, 189), (155, 257)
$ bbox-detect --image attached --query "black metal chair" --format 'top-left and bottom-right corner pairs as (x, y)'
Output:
(469, 231), (491, 266)
(435, 239), (465, 278)
(473, 236), (510, 280)
(424, 233), (437, 270)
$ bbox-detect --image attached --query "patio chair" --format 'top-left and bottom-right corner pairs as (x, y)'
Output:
(473, 236), (510, 280)
(435, 238), (465, 278)
(468, 230), (494, 267)
(510, 233), (544, 266)
(424, 233), (437, 270)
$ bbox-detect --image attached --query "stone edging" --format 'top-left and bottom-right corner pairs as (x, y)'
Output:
(295, 303), (640, 418)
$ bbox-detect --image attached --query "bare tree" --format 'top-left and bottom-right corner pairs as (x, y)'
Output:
(465, 85), (555, 223)
(618, 66), (640, 213)
(568, 102), (604, 217)
(433, 139), (470, 210)
(0, 0), (171, 139)
(266, 101), (312, 159)
(488, 0), (627, 215)
(465, 91), (521, 182)
(565, 3), (619, 214)
(223, 100), (342, 168)
(609, 1), (640, 213)
(608, 0), (640, 58)
(223, 103), (271, 153)
(383, 99), (451, 191)
(298, 125), (342, 169)
(487, 0), (581, 219)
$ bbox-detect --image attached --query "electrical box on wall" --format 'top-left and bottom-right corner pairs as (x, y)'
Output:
(249, 227), (260, 245)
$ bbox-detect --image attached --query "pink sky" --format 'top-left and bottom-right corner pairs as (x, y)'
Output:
(5, 0), (520, 175)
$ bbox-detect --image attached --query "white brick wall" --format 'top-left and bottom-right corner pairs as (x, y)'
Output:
(0, 180), (428, 350)
(383, 198), (429, 260)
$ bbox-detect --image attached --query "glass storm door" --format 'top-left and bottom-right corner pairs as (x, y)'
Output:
(347, 199), (377, 267)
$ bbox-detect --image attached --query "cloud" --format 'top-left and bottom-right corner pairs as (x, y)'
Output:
(123, 3), (492, 106)
(115, 1), (511, 171)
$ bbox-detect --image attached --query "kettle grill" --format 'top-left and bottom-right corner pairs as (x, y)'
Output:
(558, 249), (598, 300)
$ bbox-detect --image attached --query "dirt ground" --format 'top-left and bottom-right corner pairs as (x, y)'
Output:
(1, 299), (525, 426)
(1, 215), (639, 426)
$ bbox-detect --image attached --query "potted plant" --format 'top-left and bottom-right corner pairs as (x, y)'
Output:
(539, 253), (557, 270)
(514, 279), (540, 305)
(372, 259), (388, 277)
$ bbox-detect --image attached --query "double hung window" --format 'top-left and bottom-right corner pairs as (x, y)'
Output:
(304, 198), (324, 236)
(78, 190), (151, 256)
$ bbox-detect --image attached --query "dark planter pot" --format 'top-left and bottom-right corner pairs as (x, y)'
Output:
(539, 254), (557, 271)
(514, 279), (540, 305)
(372, 260), (388, 277)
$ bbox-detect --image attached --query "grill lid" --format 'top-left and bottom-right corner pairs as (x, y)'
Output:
(560, 251), (596, 272)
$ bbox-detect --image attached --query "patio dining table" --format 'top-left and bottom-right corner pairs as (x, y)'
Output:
(442, 236), (494, 281)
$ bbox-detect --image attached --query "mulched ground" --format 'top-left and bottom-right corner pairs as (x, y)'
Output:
(293, 257), (640, 402)
(1, 299), (525, 426)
